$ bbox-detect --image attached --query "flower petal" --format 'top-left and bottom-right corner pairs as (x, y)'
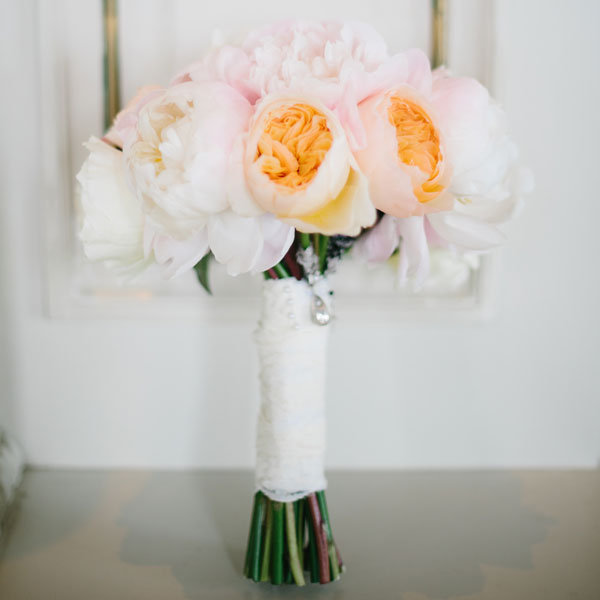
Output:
(149, 229), (209, 278)
(76, 137), (147, 274)
(207, 211), (263, 276)
(282, 166), (375, 235)
(396, 215), (430, 288)
(404, 48), (433, 96)
(251, 215), (295, 273)
(431, 70), (514, 196)
(353, 214), (399, 263)
(106, 86), (163, 148)
(355, 93), (421, 217)
(427, 211), (506, 251)
(227, 135), (264, 217)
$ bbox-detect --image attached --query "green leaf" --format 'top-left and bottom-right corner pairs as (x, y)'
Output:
(193, 253), (212, 295)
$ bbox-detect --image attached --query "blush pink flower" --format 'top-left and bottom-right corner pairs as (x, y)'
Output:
(354, 49), (455, 219)
(355, 52), (532, 285)
(175, 20), (412, 150)
(104, 85), (163, 148)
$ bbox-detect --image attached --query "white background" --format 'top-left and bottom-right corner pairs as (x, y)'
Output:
(1, 0), (599, 470)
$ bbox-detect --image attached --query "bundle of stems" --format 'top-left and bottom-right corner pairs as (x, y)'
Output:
(195, 227), (364, 293)
(243, 490), (343, 585)
(248, 232), (347, 585)
(264, 233), (328, 281)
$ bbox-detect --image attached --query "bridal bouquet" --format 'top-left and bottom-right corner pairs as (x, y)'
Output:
(77, 20), (530, 586)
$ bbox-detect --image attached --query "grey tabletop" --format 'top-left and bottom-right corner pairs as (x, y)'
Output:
(0, 470), (599, 600)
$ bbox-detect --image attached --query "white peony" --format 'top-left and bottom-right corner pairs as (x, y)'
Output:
(425, 69), (533, 251)
(79, 81), (295, 278)
(76, 137), (148, 275)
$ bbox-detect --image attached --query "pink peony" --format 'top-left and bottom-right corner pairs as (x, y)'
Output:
(175, 20), (411, 150)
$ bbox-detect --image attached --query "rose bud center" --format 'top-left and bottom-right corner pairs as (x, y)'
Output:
(388, 96), (447, 202)
(256, 103), (333, 191)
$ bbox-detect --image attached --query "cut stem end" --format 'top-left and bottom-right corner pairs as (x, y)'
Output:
(243, 490), (342, 586)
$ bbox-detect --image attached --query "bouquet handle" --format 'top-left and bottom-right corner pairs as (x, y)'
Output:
(243, 278), (343, 585)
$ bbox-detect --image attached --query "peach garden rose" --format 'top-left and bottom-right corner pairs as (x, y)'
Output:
(232, 96), (375, 236)
(355, 83), (453, 218)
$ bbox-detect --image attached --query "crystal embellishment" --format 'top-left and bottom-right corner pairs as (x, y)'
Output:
(311, 294), (331, 326)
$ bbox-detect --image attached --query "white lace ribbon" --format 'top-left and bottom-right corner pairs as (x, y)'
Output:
(254, 278), (332, 502)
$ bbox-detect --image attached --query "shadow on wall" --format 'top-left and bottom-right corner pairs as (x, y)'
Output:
(117, 471), (551, 600)
(0, 223), (25, 524)
(0, 236), (19, 446)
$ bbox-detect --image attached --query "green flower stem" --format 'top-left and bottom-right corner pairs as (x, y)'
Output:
(250, 493), (266, 582)
(318, 235), (329, 274)
(316, 491), (340, 580)
(307, 493), (330, 584)
(285, 503), (306, 585)
(312, 234), (320, 257)
(244, 488), (342, 585)
(273, 262), (290, 279)
(243, 493), (259, 577)
(296, 500), (305, 571)
(259, 500), (273, 582)
(335, 541), (344, 571)
(300, 232), (311, 249)
(271, 501), (284, 584)
(285, 516), (292, 583)
(306, 511), (319, 583)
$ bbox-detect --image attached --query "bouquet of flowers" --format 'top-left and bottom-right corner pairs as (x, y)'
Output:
(77, 20), (530, 586)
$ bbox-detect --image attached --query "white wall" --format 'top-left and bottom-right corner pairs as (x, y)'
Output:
(1, 0), (599, 470)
